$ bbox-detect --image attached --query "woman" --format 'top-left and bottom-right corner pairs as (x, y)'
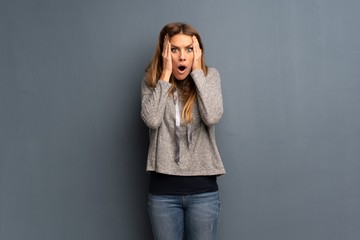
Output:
(141, 22), (225, 240)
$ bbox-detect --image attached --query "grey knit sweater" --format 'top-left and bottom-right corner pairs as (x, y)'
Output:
(141, 68), (226, 176)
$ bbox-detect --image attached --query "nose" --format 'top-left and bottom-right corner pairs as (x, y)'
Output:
(179, 50), (186, 61)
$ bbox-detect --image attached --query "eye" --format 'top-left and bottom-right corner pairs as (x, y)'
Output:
(187, 47), (193, 53)
(171, 48), (178, 53)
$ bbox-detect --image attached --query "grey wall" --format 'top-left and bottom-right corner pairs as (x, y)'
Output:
(1, 0), (359, 239)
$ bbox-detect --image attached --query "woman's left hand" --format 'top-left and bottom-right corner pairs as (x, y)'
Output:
(192, 36), (202, 70)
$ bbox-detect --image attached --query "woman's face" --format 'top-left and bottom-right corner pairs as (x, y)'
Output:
(169, 34), (194, 80)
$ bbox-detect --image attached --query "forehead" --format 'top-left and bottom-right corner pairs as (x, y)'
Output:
(170, 34), (193, 46)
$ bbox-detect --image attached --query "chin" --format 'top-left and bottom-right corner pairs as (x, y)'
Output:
(174, 75), (187, 81)
(173, 72), (191, 81)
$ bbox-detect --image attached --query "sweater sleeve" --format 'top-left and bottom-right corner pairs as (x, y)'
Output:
(141, 79), (172, 129)
(191, 68), (224, 126)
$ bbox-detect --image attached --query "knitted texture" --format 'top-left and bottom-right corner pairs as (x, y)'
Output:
(141, 68), (226, 176)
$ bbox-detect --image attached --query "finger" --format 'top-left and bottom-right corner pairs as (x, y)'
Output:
(192, 36), (201, 55)
(165, 42), (170, 59)
(166, 37), (172, 57)
(192, 36), (199, 48)
(163, 35), (169, 53)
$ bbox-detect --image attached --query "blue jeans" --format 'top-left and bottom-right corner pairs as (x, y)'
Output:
(148, 191), (221, 240)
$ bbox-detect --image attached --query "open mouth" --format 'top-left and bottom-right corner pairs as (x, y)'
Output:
(178, 66), (187, 72)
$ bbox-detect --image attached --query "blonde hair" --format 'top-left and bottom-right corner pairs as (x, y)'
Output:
(145, 22), (208, 123)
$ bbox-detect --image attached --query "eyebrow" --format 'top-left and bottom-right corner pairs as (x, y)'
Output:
(171, 44), (193, 48)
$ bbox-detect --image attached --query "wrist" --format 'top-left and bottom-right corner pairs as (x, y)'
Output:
(160, 71), (172, 82)
(192, 63), (202, 71)
(192, 67), (202, 72)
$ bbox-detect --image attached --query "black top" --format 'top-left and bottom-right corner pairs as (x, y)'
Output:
(149, 172), (218, 195)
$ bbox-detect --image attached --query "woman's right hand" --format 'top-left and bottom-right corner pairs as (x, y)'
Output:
(160, 35), (172, 82)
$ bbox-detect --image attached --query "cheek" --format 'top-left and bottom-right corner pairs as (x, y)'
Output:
(171, 59), (177, 70)
(171, 56), (177, 71)
(189, 53), (194, 61)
